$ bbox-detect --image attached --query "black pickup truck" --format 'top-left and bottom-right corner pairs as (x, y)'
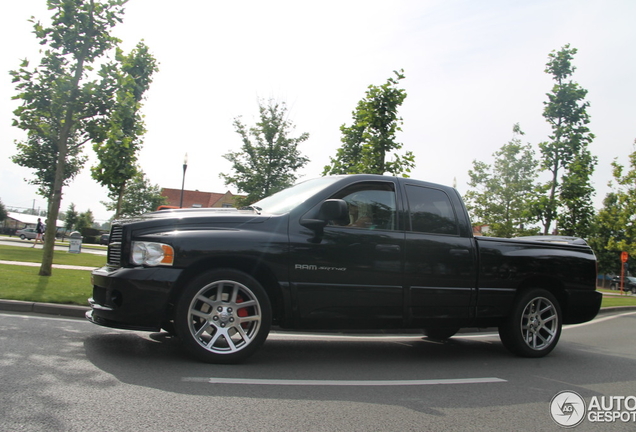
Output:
(87, 174), (601, 363)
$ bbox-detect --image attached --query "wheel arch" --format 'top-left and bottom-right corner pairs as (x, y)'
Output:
(167, 257), (285, 325)
(514, 275), (572, 318)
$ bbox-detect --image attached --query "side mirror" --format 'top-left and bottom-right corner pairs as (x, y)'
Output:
(318, 199), (349, 224)
(300, 199), (349, 233)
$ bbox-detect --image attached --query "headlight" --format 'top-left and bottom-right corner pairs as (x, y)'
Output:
(131, 242), (174, 266)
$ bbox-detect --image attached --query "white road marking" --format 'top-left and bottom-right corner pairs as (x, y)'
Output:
(182, 377), (507, 386)
(564, 310), (636, 329)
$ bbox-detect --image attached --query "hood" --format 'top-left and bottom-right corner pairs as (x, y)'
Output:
(115, 207), (269, 227)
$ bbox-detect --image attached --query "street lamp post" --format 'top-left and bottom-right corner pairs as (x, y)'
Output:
(179, 153), (188, 208)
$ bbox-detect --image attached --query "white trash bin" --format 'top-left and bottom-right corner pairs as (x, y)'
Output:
(68, 231), (83, 254)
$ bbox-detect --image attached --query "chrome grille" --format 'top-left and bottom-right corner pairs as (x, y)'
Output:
(107, 225), (124, 267)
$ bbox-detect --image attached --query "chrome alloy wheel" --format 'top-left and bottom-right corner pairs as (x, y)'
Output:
(187, 279), (262, 354)
(520, 296), (559, 351)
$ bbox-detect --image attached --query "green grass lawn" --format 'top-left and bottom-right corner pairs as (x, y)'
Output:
(0, 244), (106, 267)
(597, 288), (636, 308)
(601, 297), (636, 308)
(0, 264), (92, 305)
(0, 244), (105, 305)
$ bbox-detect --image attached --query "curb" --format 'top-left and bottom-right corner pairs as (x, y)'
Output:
(0, 299), (89, 319)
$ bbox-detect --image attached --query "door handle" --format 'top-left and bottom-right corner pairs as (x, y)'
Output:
(449, 249), (470, 256)
(376, 244), (401, 253)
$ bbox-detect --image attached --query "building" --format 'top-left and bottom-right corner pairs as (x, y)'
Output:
(160, 188), (242, 209)
(472, 224), (491, 236)
(2, 212), (65, 235)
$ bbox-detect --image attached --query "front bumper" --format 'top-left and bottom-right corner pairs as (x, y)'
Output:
(87, 265), (183, 331)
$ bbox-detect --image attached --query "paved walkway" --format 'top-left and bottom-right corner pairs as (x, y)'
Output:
(0, 260), (96, 271)
(602, 289), (635, 297)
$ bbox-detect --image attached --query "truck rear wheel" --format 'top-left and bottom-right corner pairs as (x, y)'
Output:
(175, 269), (272, 364)
(498, 288), (561, 358)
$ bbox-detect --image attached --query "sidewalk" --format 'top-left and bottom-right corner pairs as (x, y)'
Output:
(1, 235), (106, 249)
(0, 260), (96, 271)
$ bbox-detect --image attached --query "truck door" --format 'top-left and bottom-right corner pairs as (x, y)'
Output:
(403, 184), (476, 326)
(289, 180), (405, 329)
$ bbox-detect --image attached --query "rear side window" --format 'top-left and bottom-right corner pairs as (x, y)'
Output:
(405, 185), (458, 235)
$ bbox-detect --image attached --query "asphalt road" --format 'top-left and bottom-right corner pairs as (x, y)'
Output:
(1, 311), (635, 431)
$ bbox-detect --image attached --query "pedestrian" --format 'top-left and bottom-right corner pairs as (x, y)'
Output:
(33, 218), (44, 247)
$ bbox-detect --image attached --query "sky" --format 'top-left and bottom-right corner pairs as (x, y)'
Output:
(1, 0), (635, 223)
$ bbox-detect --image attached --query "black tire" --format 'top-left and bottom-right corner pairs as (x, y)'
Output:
(498, 289), (562, 358)
(20, 234), (26, 240)
(175, 269), (271, 364)
(424, 327), (459, 341)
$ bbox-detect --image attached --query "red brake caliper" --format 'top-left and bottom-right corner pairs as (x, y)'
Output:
(236, 295), (248, 328)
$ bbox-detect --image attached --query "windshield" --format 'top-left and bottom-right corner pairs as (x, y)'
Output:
(252, 177), (341, 215)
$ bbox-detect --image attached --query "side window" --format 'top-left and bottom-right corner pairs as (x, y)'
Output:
(405, 185), (458, 235)
(329, 182), (397, 231)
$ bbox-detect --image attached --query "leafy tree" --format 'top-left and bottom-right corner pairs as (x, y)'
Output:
(10, 0), (127, 276)
(91, 42), (158, 218)
(102, 170), (166, 218)
(0, 199), (7, 223)
(587, 143), (636, 278)
(556, 149), (597, 237)
(11, 135), (87, 198)
(323, 70), (414, 176)
(75, 209), (95, 233)
(534, 44), (596, 236)
(464, 124), (539, 238)
(221, 99), (310, 205)
(604, 144), (636, 257)
(64, 203), (79, 232)
(588, 193), (625, 276)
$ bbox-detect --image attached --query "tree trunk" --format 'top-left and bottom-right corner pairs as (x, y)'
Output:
(543, 158), (560, 235)
(115, 182), (126, 219)
(39, 138), (68, 276)
(38, 6), (94, 276)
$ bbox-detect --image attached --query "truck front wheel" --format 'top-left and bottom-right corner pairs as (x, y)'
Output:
(498, 289), (562, 358)
(175, 269), (272, 364)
